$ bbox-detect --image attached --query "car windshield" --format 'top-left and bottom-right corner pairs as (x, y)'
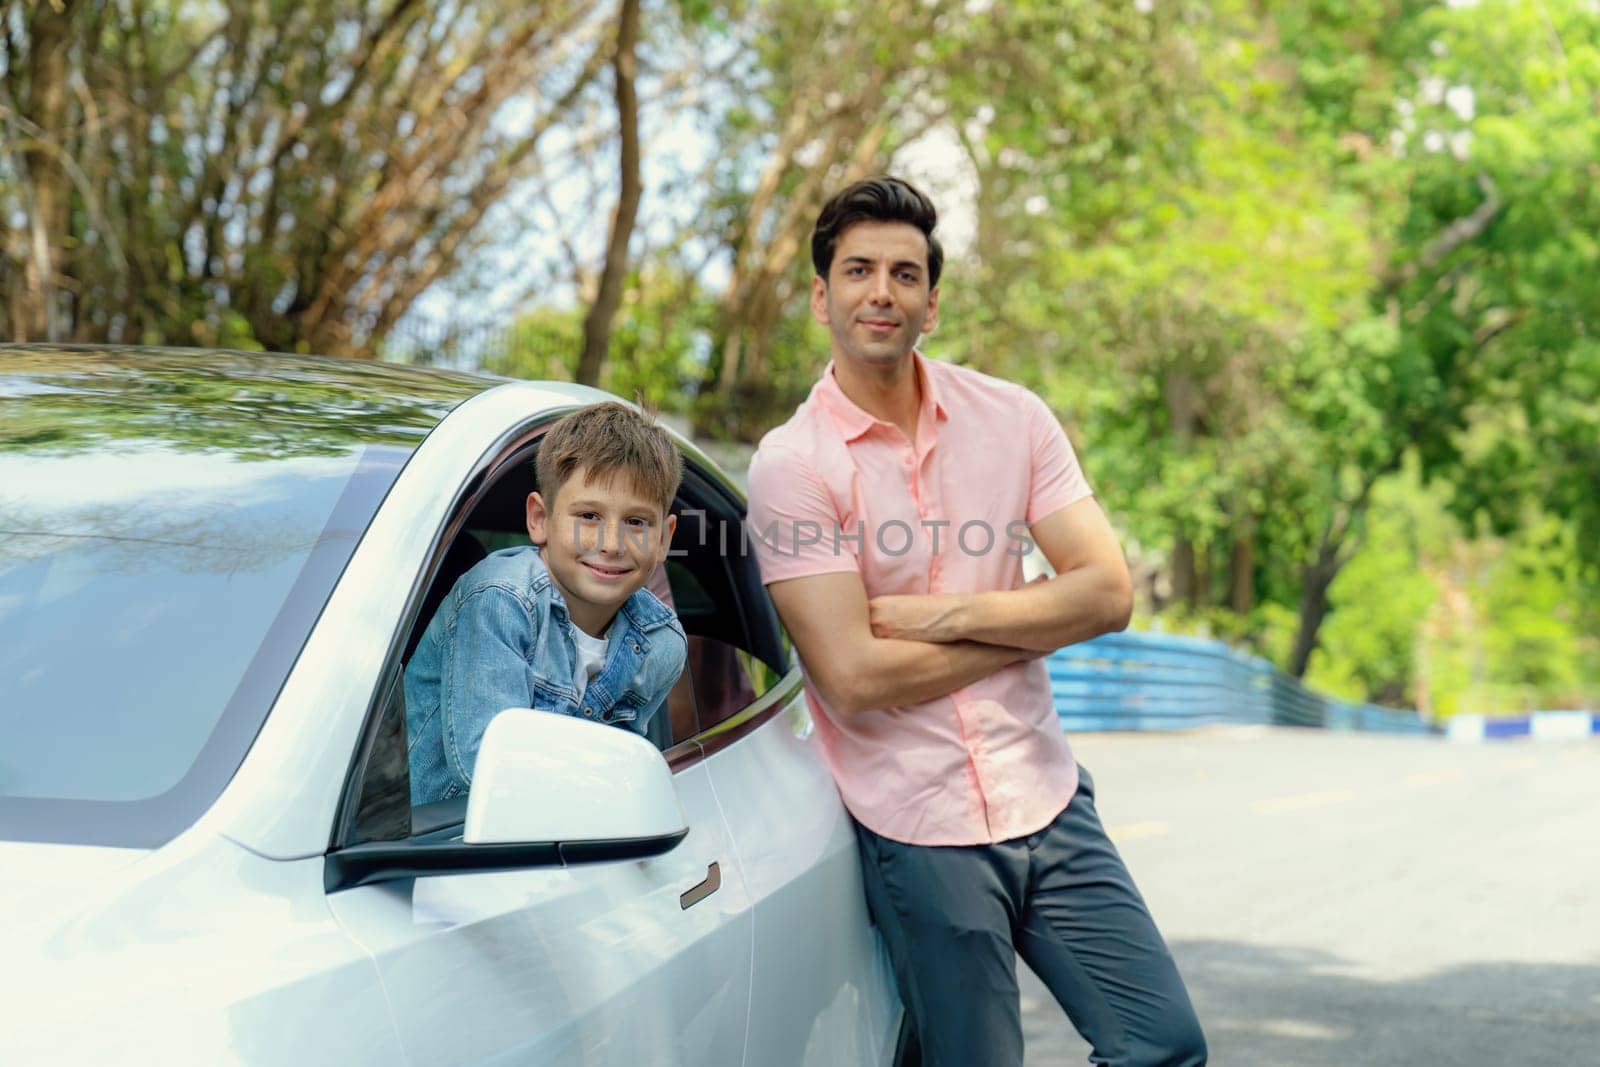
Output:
(0, 347), (494, 848)
(0, 443), (407, 846)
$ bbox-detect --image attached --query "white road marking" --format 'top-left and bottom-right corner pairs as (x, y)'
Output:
(1251, 789), (1356, 815)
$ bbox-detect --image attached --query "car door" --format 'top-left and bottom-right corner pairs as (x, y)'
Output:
(663, 469), (902, 1066)
(697, 674), (899, 1066)
(325, 747), (752, 1066)
(322, 430), (755, 1066)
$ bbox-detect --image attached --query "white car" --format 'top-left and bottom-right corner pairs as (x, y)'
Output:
(0, 346), (905, 1065)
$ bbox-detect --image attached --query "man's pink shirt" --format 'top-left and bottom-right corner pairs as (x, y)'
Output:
(745, 352), (1093, 846)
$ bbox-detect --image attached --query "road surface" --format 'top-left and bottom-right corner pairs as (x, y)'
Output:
(1019, 727), (1600, 1065)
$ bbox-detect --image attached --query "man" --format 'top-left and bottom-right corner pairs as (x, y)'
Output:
(745, 176), (1207, 1066)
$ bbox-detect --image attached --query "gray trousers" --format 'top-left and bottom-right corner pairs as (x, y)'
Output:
(855, 768), (1207, 1067)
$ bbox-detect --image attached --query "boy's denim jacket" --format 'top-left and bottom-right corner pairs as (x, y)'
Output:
(403, 545), (686, 806)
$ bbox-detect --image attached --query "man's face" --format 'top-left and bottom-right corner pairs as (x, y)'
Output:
(811, 220), (940, 370)
(526, 467), (676, 634)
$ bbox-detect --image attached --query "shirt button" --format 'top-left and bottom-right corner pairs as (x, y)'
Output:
(582, 706), (594, 717)
(631, 642), (641, 654)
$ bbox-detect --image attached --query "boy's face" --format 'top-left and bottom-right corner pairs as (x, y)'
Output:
(526, 466), (676, 636)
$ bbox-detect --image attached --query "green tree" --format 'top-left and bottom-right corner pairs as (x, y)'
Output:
(682, 0), (1205, 437)
(0, 0), (611, 354)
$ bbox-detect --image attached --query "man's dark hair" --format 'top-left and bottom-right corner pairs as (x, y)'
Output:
(811, 175), (943, 288)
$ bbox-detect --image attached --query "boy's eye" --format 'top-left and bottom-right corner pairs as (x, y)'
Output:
(624, 517), (650, 529)
(577, 512), (601, 523)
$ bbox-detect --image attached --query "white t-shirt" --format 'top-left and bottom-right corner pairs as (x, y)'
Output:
(569, 623), (611, 700)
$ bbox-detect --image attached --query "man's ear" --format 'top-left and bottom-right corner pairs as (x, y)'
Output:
(810, 275), (830, 326)
(922, 285), (939, 336)
(526, 491), (549, 545)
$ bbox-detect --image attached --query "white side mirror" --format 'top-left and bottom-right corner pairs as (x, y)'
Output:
(464, 709), (688, 847)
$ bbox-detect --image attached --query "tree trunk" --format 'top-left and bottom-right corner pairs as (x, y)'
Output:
(694, 76), (893, 437)
(577, 0), (642, 387)
(1171, 537), (1198, 609)
(1164, 368), (1203, 610)
(16, 1), (74, 340)
(1288, 542), (1343, 678)
(1229, 524), (1255, 615)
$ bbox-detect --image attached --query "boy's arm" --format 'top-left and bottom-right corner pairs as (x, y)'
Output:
(768, 570), (1038, 718)
(636, 627), (689, 741)
(867, 497), (1133, 654)
(437, 586), (540, 790)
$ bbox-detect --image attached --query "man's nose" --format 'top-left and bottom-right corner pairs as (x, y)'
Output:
(868, 268), (893, 304)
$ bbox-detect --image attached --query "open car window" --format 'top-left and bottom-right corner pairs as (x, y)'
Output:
(336, 430), (790, 847)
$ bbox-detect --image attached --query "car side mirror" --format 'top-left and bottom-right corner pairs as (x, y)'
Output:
(464, 709), (688, 846)
(325, 710), (688, 892)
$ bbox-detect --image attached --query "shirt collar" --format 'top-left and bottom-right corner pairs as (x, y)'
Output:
(815, 350), (948, 443)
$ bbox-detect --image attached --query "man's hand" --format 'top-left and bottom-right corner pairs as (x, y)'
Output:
(766, 571), (1037, 716)
(867, 501), (1131, 655)
(870, 576), (1054, 644)
(868, 593), (963, 643)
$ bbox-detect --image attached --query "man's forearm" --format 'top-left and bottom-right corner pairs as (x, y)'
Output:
(957, 567), (1131, 650)
(820, 635), (1032, 716)
(873, 568), (1132, 654)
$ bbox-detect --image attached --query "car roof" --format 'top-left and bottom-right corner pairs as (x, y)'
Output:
(0, 344), (505, 457)
(0, 346), (744, 500)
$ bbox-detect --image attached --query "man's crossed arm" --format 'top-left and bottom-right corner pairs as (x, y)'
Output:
(869, 497), (1133, 653)
(766, 497), (1133, 718)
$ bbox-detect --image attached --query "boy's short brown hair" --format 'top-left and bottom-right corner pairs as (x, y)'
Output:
(535, 401), (683, 516)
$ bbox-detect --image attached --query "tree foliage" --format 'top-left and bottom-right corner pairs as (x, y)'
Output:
(5, 0), (1595, 712)
(0, 0), (611, 354)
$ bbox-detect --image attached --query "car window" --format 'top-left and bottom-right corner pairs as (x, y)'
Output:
(339, 445), (791, 845)
(666, 563), (759, 733)
(0, 443), (410, 847)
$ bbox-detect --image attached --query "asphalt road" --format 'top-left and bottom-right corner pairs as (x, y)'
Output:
(1017, 727), (1600, 1066)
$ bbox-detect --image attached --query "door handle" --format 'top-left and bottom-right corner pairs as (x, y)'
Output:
(679, 862), (721, 910)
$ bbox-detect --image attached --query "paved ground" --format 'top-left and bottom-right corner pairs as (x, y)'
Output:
(1018, 728), (1600, 1065)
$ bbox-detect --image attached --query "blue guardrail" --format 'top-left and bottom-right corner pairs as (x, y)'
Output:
(1048, 631), (1432, 734)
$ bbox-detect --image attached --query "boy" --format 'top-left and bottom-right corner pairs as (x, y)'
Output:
(404, 401), (687, 807)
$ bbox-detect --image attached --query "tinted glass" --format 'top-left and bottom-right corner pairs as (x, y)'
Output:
(0, 347), (493, 846)
(0, 444), (405, 843)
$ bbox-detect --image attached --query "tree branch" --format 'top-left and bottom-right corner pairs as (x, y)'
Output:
(1383, 173), (1501, 296)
